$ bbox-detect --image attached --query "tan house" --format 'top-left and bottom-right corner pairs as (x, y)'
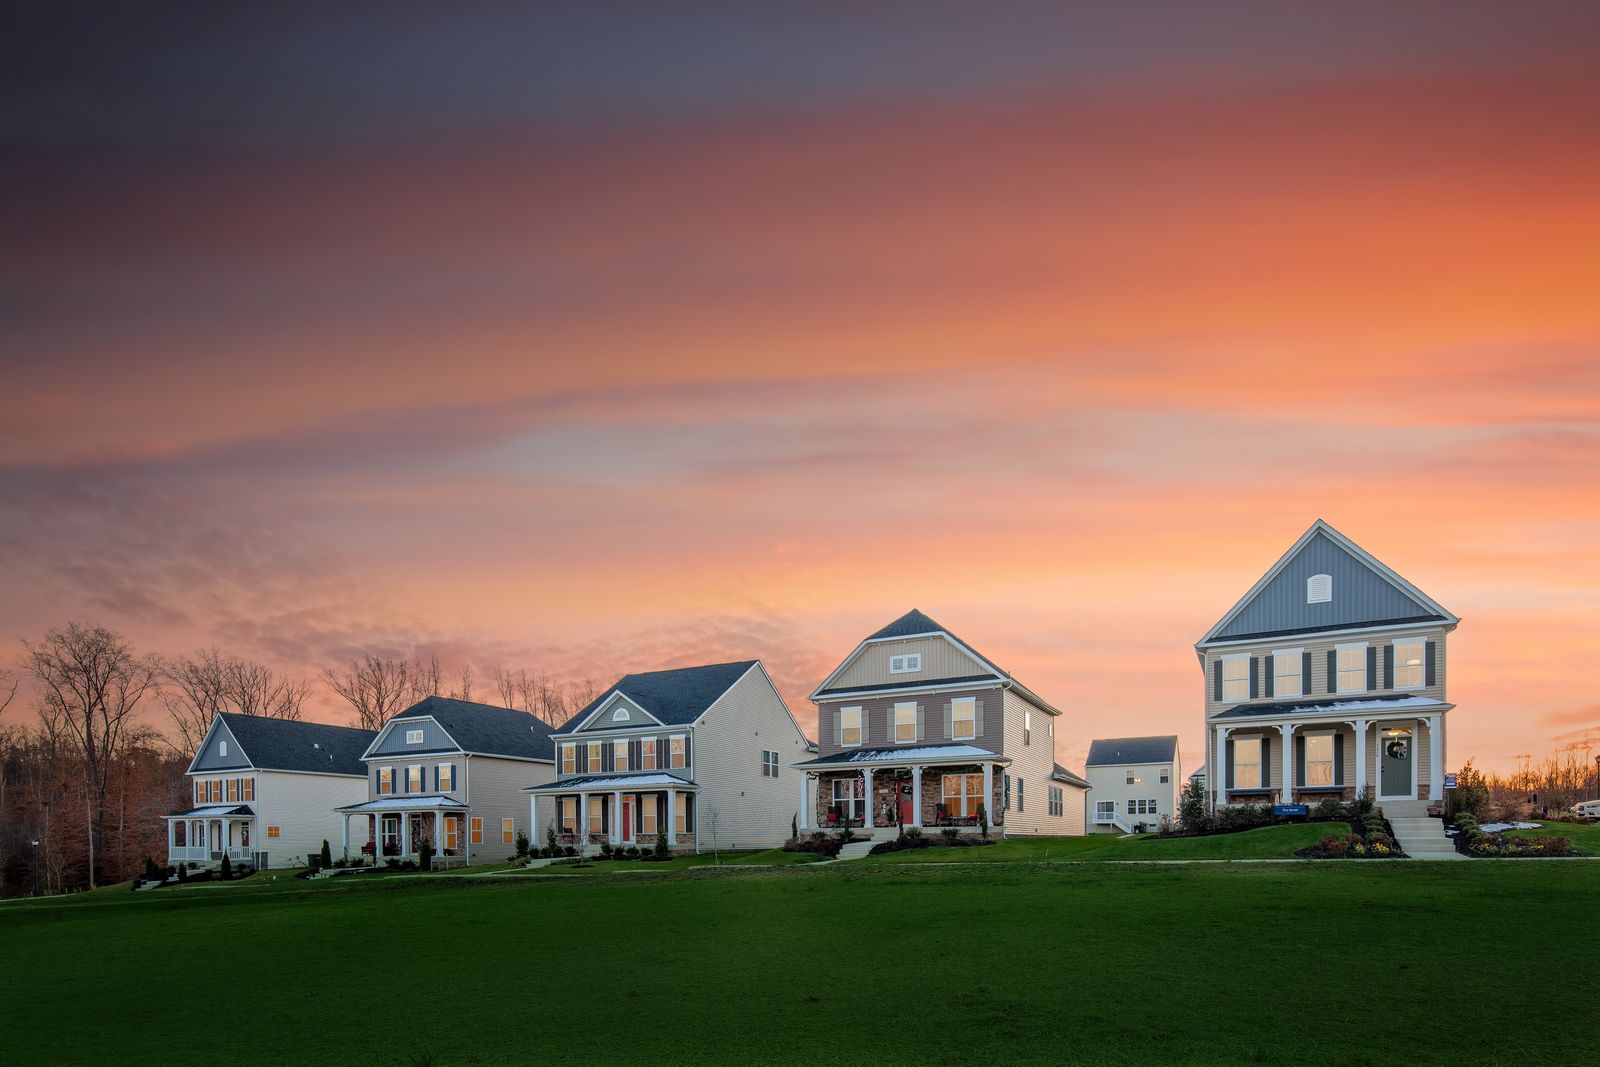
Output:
(796, 609), (1088, 838)
(1196, 520), (1459, 816)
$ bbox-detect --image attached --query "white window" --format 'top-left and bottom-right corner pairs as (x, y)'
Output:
(840, 707), (863, 747)
(219, 740), (227, 757)
(406, 765), (422, 792)
(1234, 737), (1262, 789)
(378, 767), (394, 795)
(1307, 573), (1332, 603)
(560, 744), (576, 775)
(893, 702), (917, 743)
(761, 750), (779, 778)
(1159, 768), (1170, 784)
(613, 739), (629, 771)
(1016, 777), (1025, 812)
(611, 707), (628, 722)
(1305, 734), (1335, 787)
(587, 742), (602, 773)
(951, 697), (976, 741)
(437, 763), (454, 791)
(1337, 643), (1367, 693)
(831, 777), (864, 821)
(1274, 649), (1303, 698)
(889, 653), (921, 674)
(675, 793), (689, 834)
(1048, 787), (1063, 817)
(406, 729), (423, 744)
(940, 773), (984, 819)
(1095, 800), (1115, 822)
(669, 735), (687, 768)
(1222, 654), (1249, 702)
(1023, 710), (1032, 746)
(641, 738), (657, 770)
(1125, 771), (1141, 786)
(1393, 640), (1425, 689)
(1128, 799), (1158, 816)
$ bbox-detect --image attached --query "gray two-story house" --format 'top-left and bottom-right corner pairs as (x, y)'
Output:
(1196, 520), (1459, 815)
(796, 610), (1088, 837)
(525, 660), (811, 854)
(336, 696), (558, 866)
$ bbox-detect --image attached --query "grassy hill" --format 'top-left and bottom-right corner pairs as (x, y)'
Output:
(4, 858), (1597, 1065)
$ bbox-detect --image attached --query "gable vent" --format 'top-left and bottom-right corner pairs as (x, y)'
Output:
(1307, 574), (1332, 604)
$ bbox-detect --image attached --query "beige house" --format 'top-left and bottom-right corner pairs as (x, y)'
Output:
(1085, 736), (1180, 833)
(1196, 520), (1459, 817)
(796, 609), (1088, 838)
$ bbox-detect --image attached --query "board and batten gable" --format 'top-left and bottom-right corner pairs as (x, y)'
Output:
(1212, 528), (1445, 640)
(690, 662), (811, 850)
(998, 689), (1078, 835)
(826, 634), (995, 691)
(815, 685), (1004, 759)
(367, 716), (457, 757)
(1202, 624), (1449, 718)
(190, 718), (250, 773)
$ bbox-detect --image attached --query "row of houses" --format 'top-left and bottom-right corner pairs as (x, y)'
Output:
(165, 520), (1457, 867)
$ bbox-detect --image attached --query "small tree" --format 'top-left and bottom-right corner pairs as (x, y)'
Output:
(418, 837), (433, 872)
(654, 828), (670, 859)
(319, 839), (333, 869)
(1454, 759), (1490, 820)
(1177, 777), (1207, 832)
(546, 822), (558, 852)
(977, 804), (989, 840)
(791, 813), (798, 842)
(177, 862), (188, 883)
(219, 853), (232, 878)
(515, 830), (530, 858)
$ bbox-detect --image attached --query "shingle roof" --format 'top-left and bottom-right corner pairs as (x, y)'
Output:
(817, 673), (998, 697)
(1085, 736), (1179, 767)
(866, 608), (949, 641)
(215, 713), (375, 776)
(1052, 764), (1091, 788)
(793, 743), (1002, 768)
(1208, 694), (1442, 720)
(394, 696), (557, 760)
(554, 661), (757, 735)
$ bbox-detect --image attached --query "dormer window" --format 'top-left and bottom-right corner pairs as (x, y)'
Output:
(1307, 574), (1332, 603)
(406, 729), (423, 744)
(889, 653), (921, 674)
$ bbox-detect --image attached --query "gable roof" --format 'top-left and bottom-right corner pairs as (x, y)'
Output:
(1198, 520), (1457, 646)
(1052, 764), (1091, 788)
(205, 713), (375, 776)
(555, 661), (758, 735)
(1085, 735), (1179, 767)
(811, 609), (1059, 714)
(385, 696), (557, 761)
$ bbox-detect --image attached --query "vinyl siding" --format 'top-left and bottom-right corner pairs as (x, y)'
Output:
(998, 690), (1077, 836)
(463, 755), (554, 864)
(1203, 625), (1449, 718)
(368, 715), (456, 757)
(573, 694), (653, 733)
(191, 719), (249, 772)
(254, 770), (369, 868)
(827, 635), (990, 690)
(815, 685), (1004, 758)
(1204, 718), (1443, 804)
(690, 665), (811, 850)
(1083, 761), (1180, 833)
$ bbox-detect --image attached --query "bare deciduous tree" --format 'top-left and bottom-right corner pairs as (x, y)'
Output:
(412, 655), (443, 702)
(21, 622), (159, 887)
(323, 653), (419, 732)
(162, 648), (310, 752)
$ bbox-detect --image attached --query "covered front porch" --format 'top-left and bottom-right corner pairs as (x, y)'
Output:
(1210, 696), (1449, 809)
(336, 796), (470, 866)
(165, 805), (256, 867)
(795, 745), (1010, 837)
(526, 773), (697, 854)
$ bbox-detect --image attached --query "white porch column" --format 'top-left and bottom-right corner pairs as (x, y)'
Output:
(167, 820), (174, 860)
(1427, 714), (1443, 801)
(1353, 720), (1370, 798)
(1214, 726), (1228, 809)
(981, 763), (994, 823)
(664, 787), (676, 847)
(341, 814), (350, 857)
(578, 794), (590, 852)
(611, 790), (623, 845)
(798, 773), (809, 830)
(911, 766), (923, 827)
(529, 796), (538, 847)
(1278, 724), (1295, 804)
(862, 768), (874, 830)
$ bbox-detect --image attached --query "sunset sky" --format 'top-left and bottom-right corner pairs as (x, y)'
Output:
(3, 4), (1598, 774)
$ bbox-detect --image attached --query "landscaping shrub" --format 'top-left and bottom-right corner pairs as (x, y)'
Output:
(1535, 836), (1572, 856)
(515, 831), (530, 859)
(655, 830), (672, 859)
(1176, 777), (1207, 832)
(319, 840), (333, 870)
(940, 827), (959, 844)
(1315, 799), (1346, 823)
(1318, 835), (1349, 858)
(219, 854), (232, 878)
(176, 863), (188, 883)
(419, 839), (434, 872)
(599, 841), (614, 858)
(783, 834), (843, 858)
(563, 845), (577, 857)
(143, 857), (161, 880)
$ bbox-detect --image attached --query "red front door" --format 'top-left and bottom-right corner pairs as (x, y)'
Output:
(898, 783), (914, 825)
(622, 799), (634, 842)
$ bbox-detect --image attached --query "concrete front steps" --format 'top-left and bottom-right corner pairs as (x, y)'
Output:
(1382, 803), (1465, 860)
(835, 841), (877, 862)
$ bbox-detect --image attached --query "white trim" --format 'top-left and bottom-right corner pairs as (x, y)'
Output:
(816, 678), (1005, 703)
(1201, 618), (1447, 649)
(183, 717), (252, 776)
(1221, 652), (1250, 703)
(1335, 642), (1369, 694)
(359, 715), (458, 762)
(839, 706), (864, 748)
(1390, 637), (1427, 691)
(892, 701), (918, 744)
(889, 653), (922, 674)
(569, 691), (665, 733)
(1306, 573), (1332, 604)
(809, 630), (1008, 700)
(1376, 722), (1418, 800)
(950, 696), (977, 742)
(1197, 519), (1458, 647)
(1271, 647), (1306, 699)
(1210, 700), (1452, 726)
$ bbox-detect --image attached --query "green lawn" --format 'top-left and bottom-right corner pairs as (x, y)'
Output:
(1501, 818), (1600, 854)
(6, 860), (1597, 1065)
(859, 822), (1345, 863)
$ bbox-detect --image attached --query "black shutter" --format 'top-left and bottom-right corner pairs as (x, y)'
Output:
(1295, 736), (1305, 790)
(1302, 651), (1312, 694)
(1212, 659), (1223, 702)
(1264, 657), (1274, 699)
(683, 734), (692, 767)
(1333, 734), (1345, 785)
(1326, 649), (1337, 694)
(1261, 734), (1270, 789)
(1225, 738), (1235, 790)
(603, 744), (614, 773)
(1383, 645), (1395, 689)
(1249, 658), (1259, 699)
(1366, 646), (1377, 690)
(1424, 641), (1436, 687)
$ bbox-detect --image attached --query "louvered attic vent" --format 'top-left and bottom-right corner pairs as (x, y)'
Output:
(1307, 574), (1332, 603)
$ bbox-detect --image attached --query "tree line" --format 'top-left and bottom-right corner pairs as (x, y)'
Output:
(0, 622), (607, 897)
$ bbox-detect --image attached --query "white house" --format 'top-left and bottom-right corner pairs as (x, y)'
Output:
(166, 713), (376, 869)
(1084, 735), (1181, 833)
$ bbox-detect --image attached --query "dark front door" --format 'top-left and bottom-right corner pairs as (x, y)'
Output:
(1381, 729), (1413, 798)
